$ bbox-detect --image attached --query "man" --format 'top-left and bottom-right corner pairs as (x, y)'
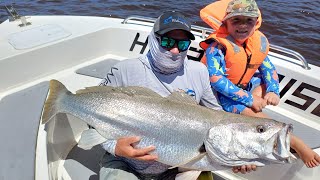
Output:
(99, 11), (221, 180)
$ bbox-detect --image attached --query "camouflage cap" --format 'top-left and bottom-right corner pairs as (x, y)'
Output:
(222, 0), (259, 21)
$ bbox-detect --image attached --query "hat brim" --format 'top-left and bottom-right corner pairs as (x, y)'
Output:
(156, 27), (195, 40)
(222, 12), (259, 22)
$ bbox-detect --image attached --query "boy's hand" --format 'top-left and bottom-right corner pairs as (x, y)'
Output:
(115, 136), (158, 161)
(232, 165), (257, 174)
(264, 92), (280, 106)
(251, 95), (267, 112)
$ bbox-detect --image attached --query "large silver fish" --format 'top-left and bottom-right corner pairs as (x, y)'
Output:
(41, 80), (296, 171)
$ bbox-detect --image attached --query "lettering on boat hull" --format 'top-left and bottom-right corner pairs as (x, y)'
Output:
(279, 74), (320, 117)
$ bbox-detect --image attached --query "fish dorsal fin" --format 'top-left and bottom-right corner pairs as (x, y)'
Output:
(167, 91), (198, 105)
(76, 86), (162, 98)
(168, 152), (207, 169)
(76, 86), (197, 104)
(76, 86), (114, 94)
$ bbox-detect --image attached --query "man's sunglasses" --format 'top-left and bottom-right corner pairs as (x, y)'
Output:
(156, 35), (191, 52)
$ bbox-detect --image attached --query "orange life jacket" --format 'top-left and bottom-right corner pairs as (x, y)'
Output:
(199, 0), (269, 88)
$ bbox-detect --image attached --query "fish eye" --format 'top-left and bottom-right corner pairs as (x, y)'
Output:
(256, 125), (266, 133)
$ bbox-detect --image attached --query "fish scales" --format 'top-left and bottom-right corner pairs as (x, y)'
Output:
(62, 89), (214, 165)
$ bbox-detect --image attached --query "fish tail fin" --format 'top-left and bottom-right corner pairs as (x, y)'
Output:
(41, 79), (69, 124)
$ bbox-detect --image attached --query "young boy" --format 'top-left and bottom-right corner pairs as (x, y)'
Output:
(200, 0), (320, 172)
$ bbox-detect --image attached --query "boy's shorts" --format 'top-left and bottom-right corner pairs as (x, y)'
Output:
(218, 76), (263, 114)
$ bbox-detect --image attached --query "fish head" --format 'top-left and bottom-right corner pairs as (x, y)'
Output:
(204, 118), (296, 167)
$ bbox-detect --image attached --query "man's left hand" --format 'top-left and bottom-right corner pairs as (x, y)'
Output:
(264, 92), (280, 106)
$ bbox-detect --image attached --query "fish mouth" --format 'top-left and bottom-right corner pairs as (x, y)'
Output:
(265, 124), (297, 163)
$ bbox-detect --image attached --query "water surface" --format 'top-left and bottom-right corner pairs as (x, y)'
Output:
(0, 0), (319, 66)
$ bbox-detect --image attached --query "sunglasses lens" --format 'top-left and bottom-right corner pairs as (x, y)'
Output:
(159, 36), (191, 51)
(161, 37), (175, 48)
(178, 40), (191, 51)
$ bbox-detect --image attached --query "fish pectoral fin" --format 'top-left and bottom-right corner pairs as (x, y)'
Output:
(78, 129), (107, 150)
(169, 152), (207, 169)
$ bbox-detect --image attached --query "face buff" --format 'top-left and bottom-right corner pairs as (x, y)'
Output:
(148, 30), (187, 74)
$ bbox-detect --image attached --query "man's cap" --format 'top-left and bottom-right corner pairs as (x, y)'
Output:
(223, 0), (259, 21)
(154, 11), (195, 40)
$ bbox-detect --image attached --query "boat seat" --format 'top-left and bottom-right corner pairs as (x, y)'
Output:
(0, 82), (49, 180)
(76, 58), (120, 79)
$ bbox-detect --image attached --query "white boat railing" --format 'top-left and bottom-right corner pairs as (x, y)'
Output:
(269, 44), (310, 69)
(122, 15), (310, 70)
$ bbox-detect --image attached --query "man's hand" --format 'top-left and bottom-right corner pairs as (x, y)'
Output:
(251, 95), (267, 112)
(264, 92), (280, 106)
(115, 136), (158, 161)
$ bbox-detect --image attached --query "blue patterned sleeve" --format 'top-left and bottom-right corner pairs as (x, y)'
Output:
(258, 56), (280, 96)
(205, 43), (254, 107)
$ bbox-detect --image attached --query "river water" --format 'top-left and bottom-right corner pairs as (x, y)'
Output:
(0, 0), (319, 66)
